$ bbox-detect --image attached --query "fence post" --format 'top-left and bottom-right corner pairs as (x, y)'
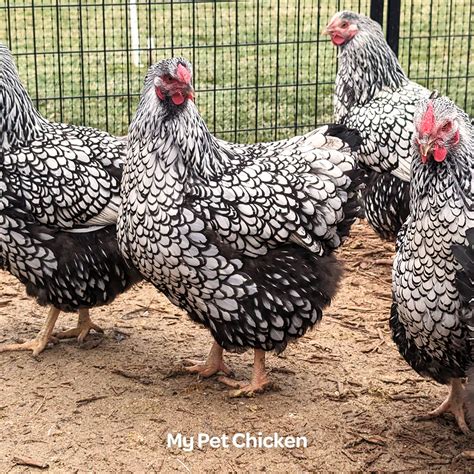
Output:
(129, 0), (141, 67)
(386, 0), (401, 56)
(370, 0), (384, 26)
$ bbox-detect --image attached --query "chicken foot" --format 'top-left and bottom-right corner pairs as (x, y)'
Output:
(184, 341), (233, 377)
(415, 378), (470, 434)
(54, 308), (103, 343)
(219, 349), (270, 397)
(0, 306), (60, 356)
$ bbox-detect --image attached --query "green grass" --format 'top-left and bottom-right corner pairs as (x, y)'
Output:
(0, 0), (472, 142)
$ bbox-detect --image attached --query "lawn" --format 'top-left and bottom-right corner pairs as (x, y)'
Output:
(0, 0), (472, 142)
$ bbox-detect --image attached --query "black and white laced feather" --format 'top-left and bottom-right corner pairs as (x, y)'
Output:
(118, 58), (363, 353)
(0, 43), (140, 312)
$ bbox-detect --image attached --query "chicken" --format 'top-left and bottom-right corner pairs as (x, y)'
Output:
(390, 95), (474, 433)
(117, 57), (363, 396)
(0, 43), (141, 355)
(452, 228), (474, 309)
(454, 229), (474, 442)
(325, 10), (432, 240)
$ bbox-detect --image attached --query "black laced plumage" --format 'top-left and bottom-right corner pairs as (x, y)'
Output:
(118, 58), (364, 359)
(391, 96), (473, 389)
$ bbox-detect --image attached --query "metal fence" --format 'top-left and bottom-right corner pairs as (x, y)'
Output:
(0, 0), (472, 142)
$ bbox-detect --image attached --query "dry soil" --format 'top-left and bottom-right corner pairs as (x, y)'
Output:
(0, 222), (473, 472)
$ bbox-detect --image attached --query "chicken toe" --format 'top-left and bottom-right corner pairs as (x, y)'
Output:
(184, 341), (233, 377)
(55, 309), (103, 343)
(218, 349), (270, 397)
(415, 378), (470, 434)
(0, 307), (60, 356)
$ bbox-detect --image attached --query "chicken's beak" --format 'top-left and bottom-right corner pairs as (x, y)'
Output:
(323, 20), (336, 36)
(323, 26), (334, 35)
(419, 142), (433, 163)
(420, 143), (432, 157)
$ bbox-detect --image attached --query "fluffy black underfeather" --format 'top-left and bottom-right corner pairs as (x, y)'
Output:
(362, 170), (410, 240)
(389, 302), (471, 384)
(27, 228), (141, 311)
(181, 237), (342, 354)
(0, 205), (141, 312)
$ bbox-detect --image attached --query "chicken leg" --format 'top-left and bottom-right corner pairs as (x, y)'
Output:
(184, 341), (233, 377)
(416, 378), (470, 434)
(54, 308), (103, 343)
(219, 349), (270, 397)
(0, 306), (60, 356)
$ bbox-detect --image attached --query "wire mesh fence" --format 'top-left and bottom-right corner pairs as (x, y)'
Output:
(0, 0), (472, 142)
(399, 0), (472, 114)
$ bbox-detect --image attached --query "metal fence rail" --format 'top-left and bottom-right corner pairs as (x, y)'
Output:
(0, 0), (472, 142)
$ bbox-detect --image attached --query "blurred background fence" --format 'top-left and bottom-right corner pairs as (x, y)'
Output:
(0, 0), (472, 142)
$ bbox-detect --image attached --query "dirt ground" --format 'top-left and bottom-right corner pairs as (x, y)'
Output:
(0, 221), (473, 472)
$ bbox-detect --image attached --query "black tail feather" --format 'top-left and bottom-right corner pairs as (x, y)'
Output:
(323, 123), (363, 153)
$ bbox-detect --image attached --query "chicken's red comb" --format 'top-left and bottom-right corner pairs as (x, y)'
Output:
(420, 100), (436, 135)
(176, 63), (191, 84)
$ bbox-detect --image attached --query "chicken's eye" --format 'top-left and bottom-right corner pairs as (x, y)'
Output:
(441, 121), (452, 132)
(160, 74), (176, 84)
(340, 21), (349, 29)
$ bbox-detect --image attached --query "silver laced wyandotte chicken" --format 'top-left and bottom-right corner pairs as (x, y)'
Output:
(118, 57), (363, 396)
(325, 10), (432, 240)
(0, 43), (141, 356)
(391, 95), (473, 433)
(455, 228), (474, 446)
